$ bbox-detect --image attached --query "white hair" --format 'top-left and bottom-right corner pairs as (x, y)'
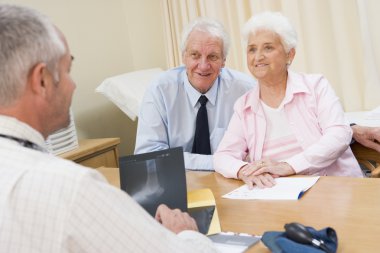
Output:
(180, 17), (230, 59)
(0, 4), (65, 106)
(242, 12), (297, 53)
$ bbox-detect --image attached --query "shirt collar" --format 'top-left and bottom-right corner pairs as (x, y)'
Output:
(244, 71), (310, 113)
(0, 115), (47, 151)
(286, 70), (310, 93)
(183, 72), (219, 107)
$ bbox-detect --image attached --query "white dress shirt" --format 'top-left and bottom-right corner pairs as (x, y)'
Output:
(0, 115), (216, 253)
(135, 66), (255, 170)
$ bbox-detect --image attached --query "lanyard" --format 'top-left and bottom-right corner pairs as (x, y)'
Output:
(0, 134), (41, 151)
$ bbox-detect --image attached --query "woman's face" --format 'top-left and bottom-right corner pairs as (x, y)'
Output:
(246, 30), (294, 82)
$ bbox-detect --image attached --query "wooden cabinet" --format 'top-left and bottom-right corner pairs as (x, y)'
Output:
(59, 138), (120, 168)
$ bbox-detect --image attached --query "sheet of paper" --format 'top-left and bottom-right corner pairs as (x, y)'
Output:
(222, 177), (320, 200)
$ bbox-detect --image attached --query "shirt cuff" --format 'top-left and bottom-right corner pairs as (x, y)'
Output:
(177, 230), (217, 252)
(184, 152), (214, 171)
(215, 159), (248, 179)
(283, 154), (310, 174)
(349, 123), (356, 145)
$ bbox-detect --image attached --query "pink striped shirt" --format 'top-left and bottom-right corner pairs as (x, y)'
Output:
(214, 71), (362, 178)
(262, 135), (303, 161)
(260, 100), (303, 162)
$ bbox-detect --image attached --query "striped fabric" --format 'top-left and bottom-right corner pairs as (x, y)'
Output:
(0, 115), (216, 253)
(262, 135), (303, 161)
(260, 101), (302, 161)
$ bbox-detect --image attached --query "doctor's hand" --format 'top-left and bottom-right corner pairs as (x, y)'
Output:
(352, 125), (380, 153)
(155, 204), (198, 234)
(237, 162), (277, 189)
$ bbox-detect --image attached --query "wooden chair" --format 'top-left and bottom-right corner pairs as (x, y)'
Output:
(351, 142), (380, 178)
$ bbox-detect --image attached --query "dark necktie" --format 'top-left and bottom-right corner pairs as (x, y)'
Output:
(192, 95), (211, 155)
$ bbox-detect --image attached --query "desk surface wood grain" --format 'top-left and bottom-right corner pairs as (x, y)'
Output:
(96, 167), (380, 253)
(186, 171), (380, 253)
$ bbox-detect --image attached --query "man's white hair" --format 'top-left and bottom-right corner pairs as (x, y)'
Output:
(180, 17), (230, 59)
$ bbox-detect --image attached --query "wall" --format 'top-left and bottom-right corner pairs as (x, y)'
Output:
(2, 0), (167, 156)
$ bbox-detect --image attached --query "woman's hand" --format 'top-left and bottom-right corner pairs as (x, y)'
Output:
(237, 160), (295, 189)
(250, 160), (295, 177)
(237, 161), (277, 189)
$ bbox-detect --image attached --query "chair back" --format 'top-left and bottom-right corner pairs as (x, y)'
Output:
(351, 142), (380, 177)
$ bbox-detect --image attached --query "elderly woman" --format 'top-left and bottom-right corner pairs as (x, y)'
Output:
(214, 12), (362, 188)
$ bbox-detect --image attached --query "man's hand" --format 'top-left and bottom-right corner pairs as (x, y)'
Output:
(352, 125), (380, 153)
(155, 204), (198, 234)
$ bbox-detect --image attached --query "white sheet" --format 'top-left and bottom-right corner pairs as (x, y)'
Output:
(222, 177), (320, 200)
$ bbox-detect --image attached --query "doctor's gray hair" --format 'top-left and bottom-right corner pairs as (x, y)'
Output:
(0, 4), (65, 106)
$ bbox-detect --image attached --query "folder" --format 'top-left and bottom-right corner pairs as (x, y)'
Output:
(188, 188), (221, 235)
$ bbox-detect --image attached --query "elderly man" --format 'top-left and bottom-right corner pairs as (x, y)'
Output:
(0, 4), (216, 252)
(134, 18), (255, 170)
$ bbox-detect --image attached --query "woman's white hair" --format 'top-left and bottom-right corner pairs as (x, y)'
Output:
(242, 12), (297, 53)
(180, 17), (230, 59)
(0, 4), (65, 106)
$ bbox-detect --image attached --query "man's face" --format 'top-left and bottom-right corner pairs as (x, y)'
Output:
(182, 30), (225, 93)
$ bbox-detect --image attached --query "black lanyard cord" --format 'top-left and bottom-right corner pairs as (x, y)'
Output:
(0, 134), (41, 150)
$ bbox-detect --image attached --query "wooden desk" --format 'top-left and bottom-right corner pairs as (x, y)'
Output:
(186, 171), (380, 253)
(351, 141), (380, 177)
(94, 167), (380, 252)
(59, 138), (120, 168)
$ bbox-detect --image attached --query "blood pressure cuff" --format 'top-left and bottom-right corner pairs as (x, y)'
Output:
(261, 226), (338, 253)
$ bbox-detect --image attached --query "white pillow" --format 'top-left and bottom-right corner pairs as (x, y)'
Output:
(96, 68), (163, 121)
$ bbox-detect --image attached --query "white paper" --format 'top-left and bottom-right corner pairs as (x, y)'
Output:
(222, 177), (320, 200)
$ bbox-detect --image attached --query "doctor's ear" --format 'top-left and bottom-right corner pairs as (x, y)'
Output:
(29, 62), (48, 93)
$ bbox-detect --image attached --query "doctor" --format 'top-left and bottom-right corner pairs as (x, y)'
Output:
(0, 4), (216, 252)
